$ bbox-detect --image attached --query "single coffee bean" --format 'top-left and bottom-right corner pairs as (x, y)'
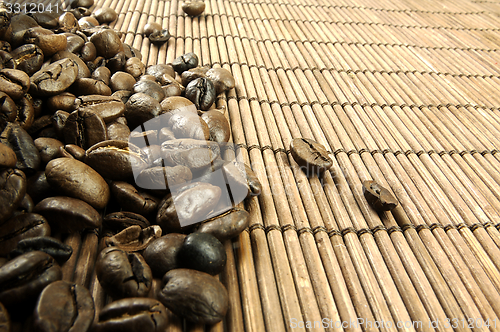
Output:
(10, 44), (44, 76)
(0, 91), (17, 123)
(92, 66), (111, 85)
(0, 68), (30, 100)
(92, 7), (118, 24)
(109, 181), (158, 216)
(148, 29), (170, 44)
(142, 233), (186, 277)
(0, 50), (15, 70)
(124, 92), (162, 130)
(171, 52), (199, 74)
(12, 192), (34, 217)
(106, 118), (130, 141)
(62, 109), (107, 150)
(80, 41), (97, 62)
(26, 171), (55, 203)
(71, 0), (94, 8)
(78, 16), (99, 29)
(362, 180), (398, 212)
(33, 280), (94, 332)
(6, 14), (38, 49)
(103, 211), (150, 233)
(184, 77), (216, 111)
(0, 141), (16, 168)
(290, 137), (333, 175)
(201, 109), (230, 143)
(60, 144), (85, 160)
(96, 247), (152, 299)
(133, 80), (164, 102)
(128, 129), (158, 147)
(0, 168), (26, 224)
(10, 236), (72, 263)
(158, 269), (229, 324)
(30, 58), (78, 97)
(71, 77), (112, 96)
(46, 92), (76, 113)
(33, 196), (102, 232)
(142, 22), (161, 38)
(57, 12), (80, 34)
(161, 138), (220, 170)
(106, 52), (127, 73)
(105, 225), (162, 252)
(162, 82), (184, 97)
(0, 302), (9, 332)
(52, 110), (70, 136)
(0, 213), (50, 256)
(1, 123), (41, 174)
(63, 33), (85, 53)
(180, 67), (208, 87)
(135, 165), (192, 191)
(197, 208), (250, 241)
(181, 0), (206, 16)
(28, 116), (53, 139)
(90, 29), (123, 58)
(23, 27), (67, 57)
(124, 57), (145, 78)
(0, 251), (61, 307)
(178, 232), (226, 275)
(109, 71), (136, 92)
(206, 67), (235, 94)
(166, 108), (210, 140)
(75, 95), (125, 122)
(244, 163), (262, 196)
(160, 95), (194, 114)
(85, 140), (149, 180)
(93, 298), (168, 332)
(51, 50), (90, 80)
(13, 94), (35, 131)
(145, 63), (175, 81)
(34, 137), (64, 164)
(30, 12), (59, 29)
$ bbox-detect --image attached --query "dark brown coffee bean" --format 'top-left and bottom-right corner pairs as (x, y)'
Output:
(206, 67), (235, 95)
(156, 182), (221, 231)
(105, 225), (162, 252)
(103, 211), (150, 232)
(71, 77), (112, 96)
(133, 80), (164, 102)
(14, 94), (35, 130)
(80, 41), (97, 62)
(0, 251), (61, 307)
(90, 29), (123, 59)
(181, 0), (206, 17)
(6, 14), (38, 49)
(27, 116), (54, 138)
(171, 53), (199, 74)
(201, 110), (230, 143)
(33, 196), (102, 232)
(243, 163), (261, 196)
(290, 137), (333, 175)
(362, 180), (398, 212)
(57, 12), (80, 34)
(92, 7), (118, 24)
(84, 140), (149, 180)
(161, 138), (220, 170)
(26, 171), (55, 203)
(0, 302), (9, 332)
(30, 58), (78, 97)
(124, 92), (162, 130)
(109, 181), (158, 216)
(46, 92), (76, 113)
(31, 12), (59, 29)
(142, 22), (161, 38)
(162, 83), (183, 97)
(12, 192), (34, 216)
(158, 269), (228, 324)
(71, 0), (94, 8)
(106, 52), (127, 73)
(93, 298), (168, 332)
(106, 118), (130, 141)
(145, 64), (175, 81)
(45, 157), (110, 209)
(160, 95), (194, 114)
(1, 123), (41, 174)
(78, 16), (99, 29)
(60, 144), (85, 160)
(128, 129), (158, 147)
(51, 50), (90, 80)
(148, 29), (170, 44)
(92, 66), (111, 85)
(0, 91), (17, 123)
(52, 110), (70, 136)
(142, 233), (186, 277)
(135, 165), (192, 191)
(0, 141), (16, 168)
(166, 108), (210, 140)
(185, 77), (216, 111)
(0, 50), (15, 69)
(124, 57), (145, 78)
(34, 137), (64, 164)
(0, 213), (50, 256)
(10, 236), (72, 263)
(180, 67), (208, 87)
(96, 247), (152, 299)
(62, 109), (107, 150)
(75, 95), (125, 122)
(109, 71), (136, 92)
(178, 232), (226, 275)
(197, 208), (250, 241)
(23, 27), (67, 58)
(33, 280), (94, 332)
(0, 68), (30, 100)
(0, 168), (26, 224)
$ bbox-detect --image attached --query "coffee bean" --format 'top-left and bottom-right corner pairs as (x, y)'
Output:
(142, 233), (186, 277)
(362, 180), (398, 212)
(180, 67), (209, 87)
(103, 211), (151, 233)
(79, 16), (99, 29)
(165, 107), (210, 140)
(124, 57), (145, 78)
(148, 29), (170, 44)
(23, 27), (67, 58)
(46, 92), (76, 113)
(30, 58), (78, 97)
(14, 94), (35, 130)
(178, 232), (226, 275)
(109, 181), (158, 216)
(0, 91), (16, 125)
(161, 138), (220, 170)
(75, 95), (125, 122)
(185, 77), (216, 111)
(26, 171), (55, 203)
(171, 53), (199, 74)
(106, 118), (130, 141)
(0, 168), (26, 224)
(71, 77), (112, 96)
(0, 213), (50, 256)
(93, 298), (168, 332)
(290, 137), (332, 175)
(0, 141), (16, 168)
(181, 1), (206, 17)
(71, 0), (94, 8)
(0, 50), (15, 70)
(52, 110), (70, 136)
(124, 92), (162, 129)
(10, 236), (72, 263)
(34, 196), (102, 232)
(135, 165), (192, 191)
(63, 33), (85, 53)
(10, 43), (43, 76)
(201, 110), (230, 143)
(162, 83), (184, 97)
(92, 66), (111, 85)
(62, 109), (107, 150)
(52, 50), (91, 80)
(92, 7), (118, 24)
(106, 52), (127, 73)
(206, 68), (235, 95)
(197, 208), (250, 241)
(142, 22), (161, 38)
(160, 95), (194, 114)
(145, 64), (175, 81)
(0, 251), (61, 307)
(1, 123), (41, 174)
(109, 71), (136, 92)
(0, 68), (30, 100)
(133, 80), (164, 102)
(57, 12), (80, 34)
(96, 246), (152, 299)
(128, 130), (158, 147)
(7, 14), (39, 49)
(105, 225), (162, 252)
(30, 13), (59, 29)
(34, 137), (64, 164)
(90, 29), (123, 58)
(244, 163), (261, 196)
(158, 268), (228, 324)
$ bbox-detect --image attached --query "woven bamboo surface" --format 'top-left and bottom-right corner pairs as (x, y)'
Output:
(53, 0), (500, 330)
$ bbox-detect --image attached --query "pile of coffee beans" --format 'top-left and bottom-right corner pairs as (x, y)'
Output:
(0, 2), (261, 331)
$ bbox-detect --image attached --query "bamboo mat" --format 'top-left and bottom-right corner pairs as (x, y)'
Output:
(56, 0), (500, 330)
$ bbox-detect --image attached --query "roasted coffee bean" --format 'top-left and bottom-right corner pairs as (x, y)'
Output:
(6, 14), (39, 49)
(92, 66), (111, 85)
(63, 33), (85, 53)
(180, 67), (208, 87)
(201, 110), (230, 143)
(0, 251), (61, 307)
(162, 83), (183, 97)
(161, 139), (220, 170)
(178, 232), (226, 275)
(135, 165), (192, 191)
(185, 77), (216, 111)
(90, 29), (123, 58)
(290, 137), (332, 175)
(71, 0), (94, 7)
(45, 157), (110, 209)
(109, 181), (158, 216)
(106, 118), (130, 141)
(133, 80), (164, 102)
(124, 57), (145, 78)
(34, 196), (102, 232)
(141, 144), (162, 166)
(0, 41), (10, 53)
(33, 280), (94, 332)
(92, 7), (118, 24)
(158, 269), (228, 324)
(26, 171), (54, 203)
(0, 302), (9, 332)
(106, 52), (127, 73)
(205, 68), (235, 95)
(46, 92), (76, 113)
(0, 141), (16, 168)
(156, 182), (221, 231)
(160, 95), (194, 114)
(110, 71), (136, 92)
(93, 298), (167, 332)
(362, 180), (398, 212)
(80, 41), (97, 62)
(62, 109), (107, 150)
(197, 208), (250, 241)
(30, 58), (78, 97)
(60, 144), (85, 160)
(10, 44), (44, 76)
(10, 236), (72, 263)
(0, 213), (50, 256)
(75, 95), (125, 122)
(13, 192), (34, 215)
(78, 16), (99, 29)
(145, 64), (175, 81)
(142, 233), (186, 277)
(52, 110), (70, 136)
(52, 50), (90, 80)
(166, 108), (210, 140)
(23, 27), (67, 57)
(0, 91), (17, 123)
(96, 247), (152, 299)
(103, 211), (150, 232)
(85, 140), (149, 180)
(148, 29), (170, 44)
(128, 130), (158, 147)
(0, 50), (15, 69)
(142, 22), (161, 38)
(57, 12), (80, 34)
(0, 168), (26, 224)
(14, 94), (35, 130)
(0, 68), (30, 100)
(181, 0), (206, 16)
(171, 52), (199, 74)
(124, 92), (162, 129)
(71, 77), (112, 96)
(1, 123), (41, 173)
(34, 137), (64, 164)
(30, 12), (59, 29)
(105, 225), (161, 252)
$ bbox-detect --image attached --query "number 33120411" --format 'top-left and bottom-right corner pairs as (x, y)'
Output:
(3, 2), (61, 14)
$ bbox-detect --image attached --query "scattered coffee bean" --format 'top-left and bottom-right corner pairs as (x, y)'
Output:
(181, 0), (206, 17)
(10, 236), (72, 263)
(30, 58), (78, 97)
(143, 22), (162, 38)
(142, 233), (186, 277)
(105, 225), (162, 252)
(206, 67), (235, 94)
(197, 208), (250, 242)
(185, 77), (216, 111)
(290, 137), (332, 175)
(109, 181), (158, 216)
(362, 180), (398, 212)
(149, 29), (170, 44)
(178, 232), (226, 275)
(171, 52), (199, 74)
